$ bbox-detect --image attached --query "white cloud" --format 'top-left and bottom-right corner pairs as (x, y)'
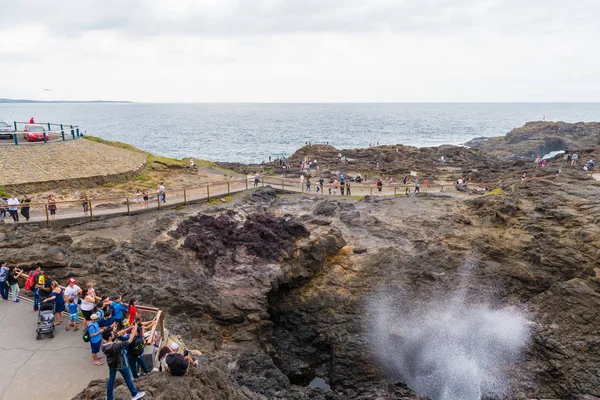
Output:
(0, 0), (598, 102)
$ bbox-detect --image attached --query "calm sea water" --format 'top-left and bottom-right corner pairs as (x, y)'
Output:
(1, 103), (599, 163)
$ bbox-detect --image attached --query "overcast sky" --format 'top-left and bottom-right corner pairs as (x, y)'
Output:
(1, 0), (598, 102)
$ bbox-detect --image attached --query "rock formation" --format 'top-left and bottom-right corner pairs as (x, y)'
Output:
(2, 141), (600, 400)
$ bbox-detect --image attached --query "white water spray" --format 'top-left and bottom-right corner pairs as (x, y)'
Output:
(369, 260), (530, 400)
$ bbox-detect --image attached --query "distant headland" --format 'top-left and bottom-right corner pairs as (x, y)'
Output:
(0, 98), (133, 104)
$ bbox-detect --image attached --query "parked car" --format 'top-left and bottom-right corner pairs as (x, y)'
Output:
(23, 124), (46, 142)
(0, 120), (14, 139)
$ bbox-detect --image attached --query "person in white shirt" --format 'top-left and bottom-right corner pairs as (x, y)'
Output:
(7, 195), (19, 222)
(64, 278), (82, 304)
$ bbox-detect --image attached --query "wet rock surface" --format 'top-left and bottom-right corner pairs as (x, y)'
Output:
(3, 143), (600, 400)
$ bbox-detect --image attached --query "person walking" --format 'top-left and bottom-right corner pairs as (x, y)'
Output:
(102, 326), (146, 400)
(20, 194), (31, 221)
(142, 191), (149, 209)
(0, 261), (10, 301)
(423, 179), (429, 192)
(47, 194), (57, 220)
(414, 178), (420, 193)
(7, 195), (19, 222)
(158, 183), (166, 203)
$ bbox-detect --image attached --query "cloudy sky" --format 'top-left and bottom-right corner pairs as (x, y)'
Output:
(1, 0), (598, 102)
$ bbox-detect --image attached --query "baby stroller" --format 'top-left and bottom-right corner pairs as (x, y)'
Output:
(36, 302), (55, 340)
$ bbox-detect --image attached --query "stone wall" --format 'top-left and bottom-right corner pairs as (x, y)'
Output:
(0, 139), (147, 191)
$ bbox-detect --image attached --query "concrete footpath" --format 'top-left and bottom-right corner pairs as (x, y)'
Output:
(0, 300), (106, 400)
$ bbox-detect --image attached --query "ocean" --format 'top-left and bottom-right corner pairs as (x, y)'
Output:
(1, 103), (599, 163)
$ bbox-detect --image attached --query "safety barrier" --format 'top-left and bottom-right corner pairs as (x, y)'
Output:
(3, 121), (81, 145)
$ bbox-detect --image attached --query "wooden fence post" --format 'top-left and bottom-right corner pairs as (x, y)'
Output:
(245, 178), (248, 190)
(126, 198), (130, 215)
(394, 187), (397, 196)
(88, 201), (93, 221)
(157, 195), (161, 210)
(281, 179), (284, 191)
(207, 185), (210, 201)
(44, 204), (49, 227)
(183, 189), (187, 205)
(370, 187), (373, 196)
(227, 182), (230, 196)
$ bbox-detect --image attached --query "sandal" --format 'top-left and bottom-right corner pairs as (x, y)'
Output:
(93, 361), (103, 366)
(74, 327), (79, 331)
(66, 326), (70, 331)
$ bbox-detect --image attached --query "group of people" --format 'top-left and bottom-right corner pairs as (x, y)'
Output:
(0, 194), (31, 223)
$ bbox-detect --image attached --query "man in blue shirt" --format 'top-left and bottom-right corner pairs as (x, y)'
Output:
(111, 296), (128, 329)
(98, 311), (115, 329)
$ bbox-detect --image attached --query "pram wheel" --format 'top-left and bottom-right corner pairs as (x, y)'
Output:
(49, 333), (54, 338)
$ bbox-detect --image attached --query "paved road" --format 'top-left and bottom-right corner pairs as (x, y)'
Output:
(0, 299), (106, 400)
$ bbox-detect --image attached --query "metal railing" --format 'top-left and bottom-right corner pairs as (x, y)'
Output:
(3, 121), (81, 145)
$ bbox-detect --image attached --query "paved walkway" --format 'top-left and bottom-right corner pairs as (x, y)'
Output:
(0, 299), (106, 400)
(0, 139), (146, 186)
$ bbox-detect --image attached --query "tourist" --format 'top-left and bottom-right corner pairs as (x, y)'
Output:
(39, 271), (53, 300)
(541, 160), (547, 167)
(571, 153), (579, 166)
(189, 158), (195, 167)
(345, 182), (351, 196)
(142, 190), (149, 208)
(327, 181), (332, 195)
(7, 194), (19, 222)
(101, 326), (146, 400)
(306, 177), (311, 192)
(66, 297), (80, 331)
(64, 278), (82, 304)
(8, 266), (23, 302)
(254, 172), (261, 187)
(402, 175), (408, 185)
(43, 281), (65, 325)
(96, 296), (113, 320)
(340, 183), (345, 195)
(583, 165), (589, 173)
(0, 261), (9, 300)
(28, 265), (42, 311)
(0, 197), (7, 221)
(414, 179), (420, 193)
(161, 343), (196, 376)
(20, 194), (31, 221)
(127, 298), (138, 326)
(319, 178), (324, 194)
(333, 179), (339, 195)
(82, 193), (89, 215)
(376, 179), (382, 192)
(88, 314), (104, 366)
(47, 194), (57, 220)
(111, 295), (129, 329)
(136, 190), (142, 209)
(521, 173), (527, 183)
(158, 183), (166, 203)
(98, 310), (115, 329)
(534, 156), (541, 168)
(81, 284), (98, 326)
(424, 179), (429, 192)
(128, 316), (151, 379)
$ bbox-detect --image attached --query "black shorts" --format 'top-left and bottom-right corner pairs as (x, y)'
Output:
(81, 309), (94, 320)
(143, 196), (149, 201)
(50, 210), (56, 215)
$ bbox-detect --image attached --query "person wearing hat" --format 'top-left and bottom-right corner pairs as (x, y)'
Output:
(88, 313), (104, 366)
(64, 278), (82, 304)
(101, 325), (146, 400)
(160, 342), (196, 376)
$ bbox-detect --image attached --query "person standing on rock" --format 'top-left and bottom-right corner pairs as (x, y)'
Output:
(47, 194), (57, 220)
(20, 194), (31, 221)
(102, 325), (146, 400)
(7, 194), (19, 222)
(571, 153), (579, 167)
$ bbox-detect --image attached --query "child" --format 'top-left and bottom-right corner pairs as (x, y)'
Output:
(66, 297), (79, 331)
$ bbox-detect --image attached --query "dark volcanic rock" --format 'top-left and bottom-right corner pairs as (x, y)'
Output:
(252, 186), (277, 204)
(314, 201), (338, 217)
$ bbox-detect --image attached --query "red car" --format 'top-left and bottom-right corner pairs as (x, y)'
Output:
(23, 124), (46, 141)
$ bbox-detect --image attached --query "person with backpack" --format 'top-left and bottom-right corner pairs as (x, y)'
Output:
(128, 316), (150, 379)
(0, 261), (10, 301)
(101, 325), (146, 400)
(87, 314), (104, 366)
(25, 265), (42, 310)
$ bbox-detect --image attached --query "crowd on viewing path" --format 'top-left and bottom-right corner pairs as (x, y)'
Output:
(0, 261), (199, 400)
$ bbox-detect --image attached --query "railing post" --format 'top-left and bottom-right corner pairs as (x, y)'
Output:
(70, 125), (75, 139)
(13, 123), (18, 145)
(88, 201), (93, 221)
(394, 187), (397, 196)
(44, 204), (49, 227)
(227, 182), (230, 196)
(47, 123), (51, 131)
(261, 178), (264, 187)
(60, 124), (65, 140)
(126, 198), (130, 215)
(281, 179), (284, 191)
(43, 131), (47, 143)
(245, 178), (248, 190)
(370, 187), (373, 196)
(157, 195), (161, 210)
(76, 127), (80, 137)
(207, 185), (210, 201)
(183, 189), (187, 205)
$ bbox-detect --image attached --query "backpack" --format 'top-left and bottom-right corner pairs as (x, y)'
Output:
(130, 336), (145, 357)
(82, 326), (91, 343)
(25, 272), (36, 290)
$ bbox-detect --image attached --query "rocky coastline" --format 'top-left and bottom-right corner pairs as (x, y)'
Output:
(1, 121), (599, 400)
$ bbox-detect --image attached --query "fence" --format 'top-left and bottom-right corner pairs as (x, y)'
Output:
(4, 121), (81, 145)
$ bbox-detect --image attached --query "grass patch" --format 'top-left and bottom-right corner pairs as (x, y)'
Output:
(485, 187), (504, 195)
(351, 195), (365, 201)
(175, 205), (185, 211)
(0, 187), (8, 197)
(83, 136), (143, 153)
(222, 196), (233, 202)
